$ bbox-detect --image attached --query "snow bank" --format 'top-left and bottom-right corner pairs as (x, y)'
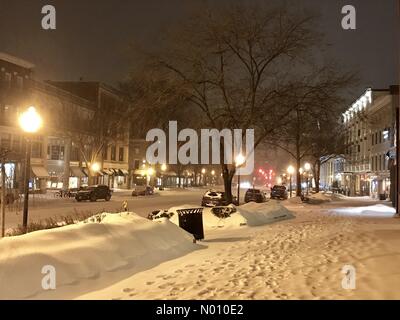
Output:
(0, 212), (196, 299)
(237, 202), (295, 226)
(168, 202), (295, 230)
(330, 204), (396, 218)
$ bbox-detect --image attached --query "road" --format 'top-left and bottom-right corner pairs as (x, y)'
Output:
(3, 188), (207, 230)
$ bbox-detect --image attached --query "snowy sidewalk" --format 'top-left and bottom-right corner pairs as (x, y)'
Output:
(76, 199), (400, 300)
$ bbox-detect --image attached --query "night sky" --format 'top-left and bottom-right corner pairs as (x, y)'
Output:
(0, 0), (398, 92)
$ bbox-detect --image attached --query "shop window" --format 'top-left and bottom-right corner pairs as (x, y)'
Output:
(134, 159), (140, 170)
(119, 147), (124, 162)
(70, 146), (79, 161)
(111, 146), (116, 161)
(103, 147), (108, 160)
(31, 141), (42, 158)
(16, 76), (23, 88)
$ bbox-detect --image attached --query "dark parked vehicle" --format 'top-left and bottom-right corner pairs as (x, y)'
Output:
(132, 185), (154, 196)
(270, 185), (288, 200)
(244, 189), (267, 203)
(201, 190), (237, 207)
(75, 185), (112, 202)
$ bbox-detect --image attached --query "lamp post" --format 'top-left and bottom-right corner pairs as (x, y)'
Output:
(147, 167), (154, 186)
(235, 154), (245, 205)
(287, 165), (295, 198)
(19, 106), (43, 233)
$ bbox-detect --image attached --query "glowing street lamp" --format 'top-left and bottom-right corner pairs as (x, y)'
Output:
(287, 165), (295, 198)
(19, 106), (43, 133)
(147, 167), (154, 187)
(91, 162), (101, 173)
(19, 106), (43, 232)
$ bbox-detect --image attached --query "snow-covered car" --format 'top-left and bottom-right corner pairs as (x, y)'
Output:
(201, 190), (237, 207)
(244, 189), (267, 203)
(132, 185), (154, 197)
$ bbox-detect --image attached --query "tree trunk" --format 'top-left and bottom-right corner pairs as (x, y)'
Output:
(296, 158), (302, 197)
(296, 139), (302, 196)
(315, 160), (321, 193)
(222, 163), (234, 204)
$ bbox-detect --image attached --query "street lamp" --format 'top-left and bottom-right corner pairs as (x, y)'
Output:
(235, 154), (246, 205)
(19, 106), (43, 232)
(91, 162), (101, 173)
(147, 167), (154, 186)
(287, 165), (295, 198)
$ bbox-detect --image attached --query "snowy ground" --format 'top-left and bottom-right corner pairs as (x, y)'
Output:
(1, 194), (399, 300)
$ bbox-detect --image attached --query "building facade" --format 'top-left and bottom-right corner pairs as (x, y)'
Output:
(342, 87), (398, 198)
(0, 52), (131, 193)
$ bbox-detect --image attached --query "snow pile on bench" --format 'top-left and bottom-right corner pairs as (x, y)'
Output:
(168, 201), (295, 230)
(236, 202), (295, 226)
(0, 212), (196, 299)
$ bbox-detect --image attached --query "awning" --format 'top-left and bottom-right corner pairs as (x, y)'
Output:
(82, 168), (89, 177)
(113, 169), (124, 176)
(120, 169), (129, 175)
(70, 167), (85, 178)
(103, 169), (114, 175)
(31, 166), (50, 179)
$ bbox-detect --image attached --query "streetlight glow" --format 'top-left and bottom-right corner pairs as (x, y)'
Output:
(91, 162), (101, 172)
(201, 168), (206, 174)
(161, 164), (167, 172)
(304, 163), (311, 171)
(19, 106), (42, 133)
(147, 168), (154, 176)
(287, 165), (295, 175)
(235, 154), (245, 167)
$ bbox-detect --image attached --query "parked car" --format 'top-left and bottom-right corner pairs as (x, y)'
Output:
(201, 190), (237, 207)
(132, 185), (154, 197)
(270, 185), (288, 200)
(75, 185), (112, 202)
(244, 189), (267, 203)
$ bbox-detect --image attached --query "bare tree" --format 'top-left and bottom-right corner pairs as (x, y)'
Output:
(267, 66), (355, 196)
(126, 4), (325, 202)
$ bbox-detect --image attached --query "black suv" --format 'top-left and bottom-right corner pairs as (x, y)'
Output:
(75, 185), (112, 202)
(244, 189), (267, 203)
(270, 185), (288, 200)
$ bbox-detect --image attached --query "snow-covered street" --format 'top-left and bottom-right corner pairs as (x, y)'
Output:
(78, 196), (399, 300)
(1, 194), (399, 300)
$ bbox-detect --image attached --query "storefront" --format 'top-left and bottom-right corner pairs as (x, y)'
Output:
(31, 166), (50, 193)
